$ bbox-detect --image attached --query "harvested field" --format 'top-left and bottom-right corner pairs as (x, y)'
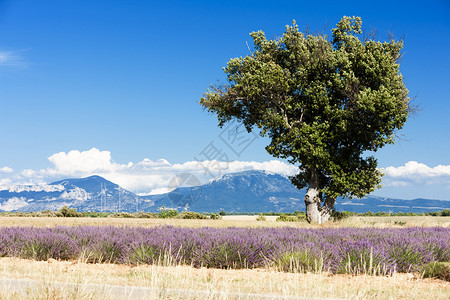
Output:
(0, 215), (448, 228)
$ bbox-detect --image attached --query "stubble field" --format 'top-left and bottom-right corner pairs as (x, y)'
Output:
(0, 215), (449, 228)
(0, 215), (448, 299)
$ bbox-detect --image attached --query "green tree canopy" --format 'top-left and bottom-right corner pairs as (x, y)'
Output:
(200, 17), (410, 223)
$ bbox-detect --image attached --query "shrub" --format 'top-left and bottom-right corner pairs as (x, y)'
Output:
(109, 212), (135, 218)
(331, 209), (350, 221)
(422, 262), (450, 281)
(209, 213), (222, 220)
(158, 206), (178, 218)
(80, 211), (110, 218)
(394, 221), (406, 226)
(219, 211), (226, 216)
(256, 213), (266, 221)
(58, 206), (80, 217)
(135, 212), (159, 218)
(440, 209), (450, 217)
(276, 214), (299, 222)
(37, 210), (61, 217)
(363, 211), (376, 216)
(175, 211), (208, 219)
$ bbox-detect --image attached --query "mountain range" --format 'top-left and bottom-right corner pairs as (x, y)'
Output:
(0, 170), (448, 213)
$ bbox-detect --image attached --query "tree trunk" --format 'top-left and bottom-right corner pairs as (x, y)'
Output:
(320, 196), (335, 223)
(304, 169), (336, 224)
(304, 169), (321, 223)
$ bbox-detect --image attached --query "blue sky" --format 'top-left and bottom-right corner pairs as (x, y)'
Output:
(0, 0), (449, 200)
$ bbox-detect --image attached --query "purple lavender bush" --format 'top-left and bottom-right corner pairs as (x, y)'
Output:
(0, 226), (448, 276)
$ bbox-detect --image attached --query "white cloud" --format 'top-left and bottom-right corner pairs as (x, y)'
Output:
(0, 167), (13, 173)
(2, 148), (299, 195)
(2, 150), (450, 199)
(21, 169), (35, 177)
(381, 161), (450, 187)
(48, 148), (116, 173)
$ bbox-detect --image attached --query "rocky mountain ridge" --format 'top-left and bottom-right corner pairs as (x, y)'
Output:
(0, 171), (448, 213)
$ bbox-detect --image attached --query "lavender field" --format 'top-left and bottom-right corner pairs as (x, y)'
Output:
(0, 226), (448, 276)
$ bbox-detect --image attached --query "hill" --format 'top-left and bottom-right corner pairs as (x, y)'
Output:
(0, 171), (448, 213)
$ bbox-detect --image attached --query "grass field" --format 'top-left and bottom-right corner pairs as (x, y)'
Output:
(0, 257), (448, 299)
(0, 215), (448, 299)
(0, 215), (448, 228)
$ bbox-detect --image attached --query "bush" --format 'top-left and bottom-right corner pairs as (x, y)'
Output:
(256, 213), (266, 221)
(331, 210), (350, 221)
(175, 211), (208, 219)
(158, 206), (178, 218)
(440, 209), (450, 217)
(209, 213), (222, 220)
(36, 210), (61, 217)
(135, 212), (159, 218)
(58, 206), (80, 217)
(109, 212), (135, 218)
(422, 262), (450, 281)
(276, 214), (299, 222)
(219, 211), (226, 216)
(80, 211), (110, 218)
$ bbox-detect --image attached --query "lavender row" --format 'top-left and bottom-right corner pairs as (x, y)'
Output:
(0, 226), (448, 274)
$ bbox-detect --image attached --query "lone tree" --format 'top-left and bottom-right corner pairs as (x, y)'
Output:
(200, 17), (410, 224)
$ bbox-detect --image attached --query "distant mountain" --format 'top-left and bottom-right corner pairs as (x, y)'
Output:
(143, 170), (450, 213)
(0, 175), (146, 213)
(143, 170), (306, 212)
(336, 196), (450, 213)
(0, 171), (449, 213)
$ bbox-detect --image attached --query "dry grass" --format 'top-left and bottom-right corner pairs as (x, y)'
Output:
(0, 215), (448, 228)
(0, 257), (448, 299)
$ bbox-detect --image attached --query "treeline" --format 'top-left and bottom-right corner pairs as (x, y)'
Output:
(0, 207), (448, 219)
(0, 206), (222, 220)
(223, 210), (450, 217)
(337, 210), (450, 217)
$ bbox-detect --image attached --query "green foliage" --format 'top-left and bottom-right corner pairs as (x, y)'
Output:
(219, 210), (226, 216)
(331, 209), (351, 221)
(175, 211), (208, 219)
(200, 16), (410, 210)
(38, 210), (62, 217)
(275, 251), (323, 273)
(276, 214), (300, 222)
(58, 206), (81, 217)
(256, 213), (266, 221)
(422, 262), (450, 281)
(134, 212), (159, 218)
(209, 213), (222, 220)
(394, 221), (406, 226)
(0, 209), (448, 219)
(128, 245), (162, 265)
(158, 206), (178, 219)
(441, 209), (450, 216)
(109, 212), (135, 218)
(80, 211), (110, 218)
